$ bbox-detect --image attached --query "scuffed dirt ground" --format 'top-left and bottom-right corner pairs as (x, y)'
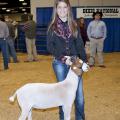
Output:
(0, 52), (120, 120)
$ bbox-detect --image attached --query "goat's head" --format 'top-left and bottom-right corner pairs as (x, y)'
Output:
(65, 56), (89, 76)
(64, 56), (84, 76)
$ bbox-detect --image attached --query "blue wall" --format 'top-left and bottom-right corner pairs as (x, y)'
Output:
(17, 7), (120, 54)
(36, 7), (120, 53)
(36, 7), (120, 52)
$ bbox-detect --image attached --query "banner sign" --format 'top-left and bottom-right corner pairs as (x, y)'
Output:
(77, 7), (120, 18)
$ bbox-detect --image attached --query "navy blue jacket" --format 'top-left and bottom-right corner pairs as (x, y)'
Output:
(47, 28), (87, 62)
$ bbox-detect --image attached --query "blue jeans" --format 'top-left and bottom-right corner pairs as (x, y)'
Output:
(7, 38), (18, 62)
(0, 38), (9, 69)
(52, 59), (85, 120)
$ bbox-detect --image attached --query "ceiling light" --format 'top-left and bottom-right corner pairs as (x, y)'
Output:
(2, 8), (6, 10)
(19, 0), (24, 1)
(22, 2), (27, 5)
(24, 12), (27, 14)
(22, 9), (26, 11)
(6, 9), (11, 12)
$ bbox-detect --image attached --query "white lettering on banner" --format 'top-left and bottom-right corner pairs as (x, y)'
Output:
(77, 7), (120, 18)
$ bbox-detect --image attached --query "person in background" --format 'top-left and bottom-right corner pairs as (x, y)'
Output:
(12, 20), (19, 51)
(0, 15), (9, 70)
(5, 16), (19, 63)
(23, 14), (38, 62)
(12, 20), (18, 42)
(77, 17), (89, 46)
(87, 11), (107, 68)
(47, 0), (89, 120)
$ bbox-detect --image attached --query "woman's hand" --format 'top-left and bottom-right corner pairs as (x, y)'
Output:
(64, 56), (72, 65)
(82, 63), (89, 72)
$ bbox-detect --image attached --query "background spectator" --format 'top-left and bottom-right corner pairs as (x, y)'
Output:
(87, 11), (107, 68)
(23, 14), (38, 62)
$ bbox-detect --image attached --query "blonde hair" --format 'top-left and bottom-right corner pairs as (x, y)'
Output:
(48, 0), (77, 37)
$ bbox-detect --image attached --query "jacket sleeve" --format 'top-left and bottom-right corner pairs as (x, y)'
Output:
(47, 28), (57, 56)
(75, 28), (87, 62)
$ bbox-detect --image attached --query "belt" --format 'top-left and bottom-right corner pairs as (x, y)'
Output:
(91, 36), (103, 39)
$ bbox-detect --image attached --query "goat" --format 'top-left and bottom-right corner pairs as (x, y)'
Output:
(9, 57), (89, 120)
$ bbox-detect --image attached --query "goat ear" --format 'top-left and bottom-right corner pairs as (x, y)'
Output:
(74, 58), (83, 68)
(71, 65), (82, 76)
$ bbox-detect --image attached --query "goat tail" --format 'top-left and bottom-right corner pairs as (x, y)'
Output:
(9, 91), (17, 102)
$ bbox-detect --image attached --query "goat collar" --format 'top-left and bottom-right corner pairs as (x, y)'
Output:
(70, 58), (83, 76)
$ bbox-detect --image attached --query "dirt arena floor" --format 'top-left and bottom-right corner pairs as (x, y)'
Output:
(0, 52), (120, 120)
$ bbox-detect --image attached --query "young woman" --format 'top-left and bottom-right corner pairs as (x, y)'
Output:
(47, 0), (87, 120)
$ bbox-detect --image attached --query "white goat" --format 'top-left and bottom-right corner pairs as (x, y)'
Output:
(9, 57), (89, 120)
